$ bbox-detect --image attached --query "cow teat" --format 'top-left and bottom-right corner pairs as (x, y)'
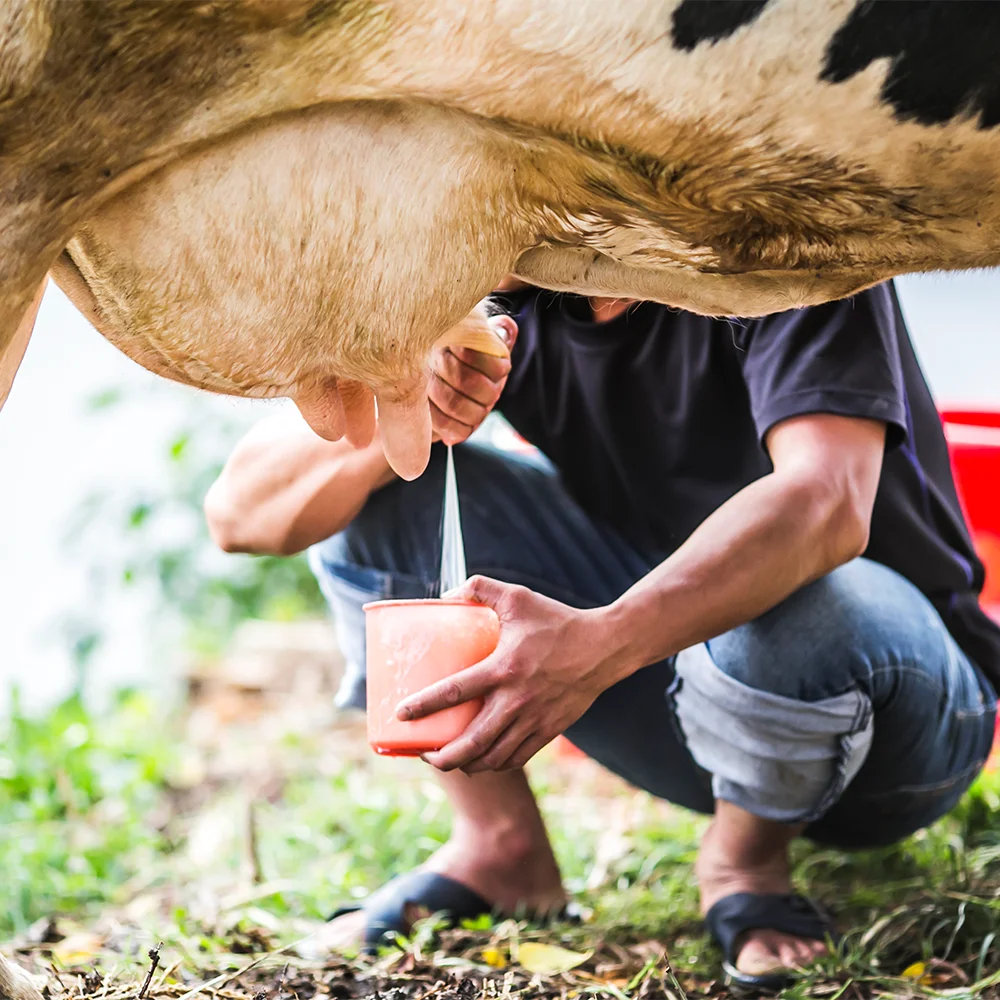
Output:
(294, 374), (432, 483)
(435, 311), (511, 360)
(293, 377), (377, 449)
(292, 374), (433, 481)
(294, 308), (512, 482)
(375, 378), (434, 482)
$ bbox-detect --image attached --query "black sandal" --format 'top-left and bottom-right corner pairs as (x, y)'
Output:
(704, 892), (835, 993)
(330, 871), (579, 953)
(330, 871), (492, 952)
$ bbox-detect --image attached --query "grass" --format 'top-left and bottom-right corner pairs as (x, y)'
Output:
(2, 680), (1000, 999)
(0, 689), (177, 933)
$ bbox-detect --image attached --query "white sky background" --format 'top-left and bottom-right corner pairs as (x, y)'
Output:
(0, 285), (273, 711)
(1, 272), (1000, 711)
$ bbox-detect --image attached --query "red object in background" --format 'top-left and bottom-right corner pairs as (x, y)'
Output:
(940, 408), (1000, 767)
(554, 735), (587, 760)
(940, 408), (1000, 618)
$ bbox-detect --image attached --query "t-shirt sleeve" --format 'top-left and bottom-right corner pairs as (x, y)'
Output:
(737, 282), (909, 450)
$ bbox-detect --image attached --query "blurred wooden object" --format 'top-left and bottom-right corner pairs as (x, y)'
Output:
(0, 953), (45, 1000)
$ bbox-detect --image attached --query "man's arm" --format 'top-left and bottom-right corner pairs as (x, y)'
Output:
(397, 412), (887, 773)
(204, 411), (396, 556)
(603, 412), (885, 671)
(204, 311), (518, 556)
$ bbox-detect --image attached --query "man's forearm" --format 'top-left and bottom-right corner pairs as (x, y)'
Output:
(598, 470), (869, 685)
(277, 436), (395, 554)
(204, 414), (395, 555)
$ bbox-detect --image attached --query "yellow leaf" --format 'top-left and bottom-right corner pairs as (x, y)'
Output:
(901, 961), (934, 985)
(482, 946), (507, 969)
(52, 932), (105, 966)
(518, 942), (590, 975)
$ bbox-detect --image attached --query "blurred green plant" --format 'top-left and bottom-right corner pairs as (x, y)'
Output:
(66, 387), (326, 657)
(0, 688), (177, 936)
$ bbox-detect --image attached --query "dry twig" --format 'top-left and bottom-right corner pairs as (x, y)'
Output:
(246, 799), (264, 887)
(137, 945), (162, 1000)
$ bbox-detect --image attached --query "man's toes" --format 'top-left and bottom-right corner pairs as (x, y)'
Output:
(788, 936), (827, 965)
(735, 930), (827, 975)
(735, 933), (784, 974)
(790, 939), (815, 965)
(311, 909), (368, 954)
(776, 938), (805, 969)
(805, 937), (829, 961)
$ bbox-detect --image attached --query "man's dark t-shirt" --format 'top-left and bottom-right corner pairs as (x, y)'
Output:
(495, 282), (1000, 691)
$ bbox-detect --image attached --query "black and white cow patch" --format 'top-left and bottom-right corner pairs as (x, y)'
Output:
(822, 0), (1000, 130)
(670, 0), (771, 52)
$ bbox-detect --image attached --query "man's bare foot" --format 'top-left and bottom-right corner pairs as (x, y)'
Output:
(316, 768), (567, 954)
(696, 802), (828, 977)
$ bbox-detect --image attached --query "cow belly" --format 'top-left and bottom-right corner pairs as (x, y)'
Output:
(61, 101), (522, 401)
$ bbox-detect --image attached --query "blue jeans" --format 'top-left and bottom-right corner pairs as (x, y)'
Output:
(309, 443), (997, 849)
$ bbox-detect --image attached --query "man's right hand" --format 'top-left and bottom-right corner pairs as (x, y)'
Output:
(429, 313), (517, 445)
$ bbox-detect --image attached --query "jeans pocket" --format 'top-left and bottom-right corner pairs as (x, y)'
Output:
(810, 689), (995, 849)
(845, 717), (993, 847)
(858, 761), (985, 831)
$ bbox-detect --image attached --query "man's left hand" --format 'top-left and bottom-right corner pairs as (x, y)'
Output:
(394, 577), (624, 773)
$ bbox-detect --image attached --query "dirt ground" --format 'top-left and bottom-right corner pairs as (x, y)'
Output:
(15, 928), (730, 1000)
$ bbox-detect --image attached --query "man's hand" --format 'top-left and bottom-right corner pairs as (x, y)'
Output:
(395, 576), (627, 773)
(430, 314), (517, 445)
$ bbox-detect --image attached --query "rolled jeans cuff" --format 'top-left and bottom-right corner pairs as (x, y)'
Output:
(670, 642), (875, 824)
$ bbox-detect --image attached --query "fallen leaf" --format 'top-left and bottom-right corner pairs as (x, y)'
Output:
(901, 961), (934, 986)
(482, 946), (507, 969)
(52, 932), (104, 966)
(518, 942), (591, 975)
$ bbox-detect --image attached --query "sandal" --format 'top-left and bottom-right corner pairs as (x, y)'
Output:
(330, 871), (491, 952)
(704, 892), (835, 993)
(329, 870), (578, 953)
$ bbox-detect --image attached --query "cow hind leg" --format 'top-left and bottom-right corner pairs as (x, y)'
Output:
(0, 280), (47, 412)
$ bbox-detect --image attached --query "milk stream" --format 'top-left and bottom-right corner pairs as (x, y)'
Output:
(439, 445), (467, 595)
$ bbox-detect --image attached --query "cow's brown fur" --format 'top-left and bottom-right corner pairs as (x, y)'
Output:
(0, 0), (390, 397)
(3, 0), (1000, 474)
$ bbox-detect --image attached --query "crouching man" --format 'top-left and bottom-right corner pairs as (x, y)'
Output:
(204, 281), (998, 990)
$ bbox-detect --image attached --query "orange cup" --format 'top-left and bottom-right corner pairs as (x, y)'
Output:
(363, 599), (499, 756)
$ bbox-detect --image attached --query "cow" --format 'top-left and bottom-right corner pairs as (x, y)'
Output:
(1, 0), (999, 483)
(1, 0), (1000, 990)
